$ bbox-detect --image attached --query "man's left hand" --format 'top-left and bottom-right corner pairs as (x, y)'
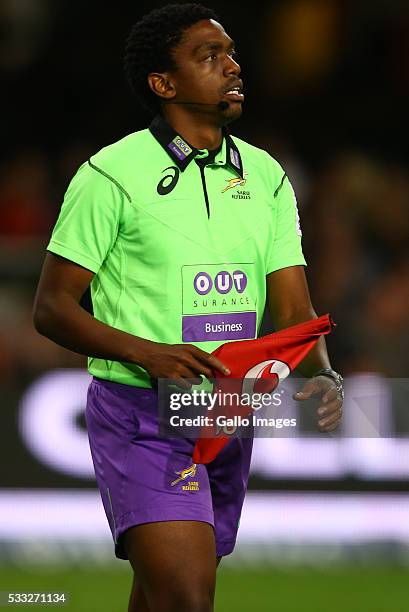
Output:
(293, 376), (343, 433)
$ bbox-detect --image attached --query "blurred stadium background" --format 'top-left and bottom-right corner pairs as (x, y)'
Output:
(1, 0), (409, 609)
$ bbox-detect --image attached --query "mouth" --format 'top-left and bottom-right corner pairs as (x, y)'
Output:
(223, 83), (244, 103)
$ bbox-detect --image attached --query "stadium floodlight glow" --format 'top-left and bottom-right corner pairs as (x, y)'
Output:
(19, 370), (94, 478)
(1, 491), (409, 544)
(16, 369), (409, 481)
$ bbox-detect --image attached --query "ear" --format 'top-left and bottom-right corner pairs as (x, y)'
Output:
(148, 73), (176, 101)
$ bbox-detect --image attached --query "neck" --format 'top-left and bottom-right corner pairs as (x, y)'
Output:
(162, 106), (223, 150)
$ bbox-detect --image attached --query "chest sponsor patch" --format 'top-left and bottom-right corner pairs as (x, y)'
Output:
(181, 263), (257, 342)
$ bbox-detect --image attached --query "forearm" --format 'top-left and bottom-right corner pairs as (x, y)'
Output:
(33, 292), (155, 365)
(273, 308), (331, 377)
(295, 335), (331, 377)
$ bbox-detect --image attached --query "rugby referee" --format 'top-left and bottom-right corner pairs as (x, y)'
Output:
(33, 4), (343, 611)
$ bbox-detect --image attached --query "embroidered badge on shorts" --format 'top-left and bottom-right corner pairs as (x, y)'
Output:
(171, 463), (198, 490)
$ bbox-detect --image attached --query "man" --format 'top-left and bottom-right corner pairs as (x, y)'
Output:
(33, 4), (343, 611)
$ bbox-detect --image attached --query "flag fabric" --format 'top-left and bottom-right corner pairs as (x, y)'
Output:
(192, 314), (335, 464)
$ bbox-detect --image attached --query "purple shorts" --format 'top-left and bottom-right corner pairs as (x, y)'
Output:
(85, 378), (253, 560)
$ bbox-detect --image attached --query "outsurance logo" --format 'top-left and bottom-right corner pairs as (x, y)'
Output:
(168, 136), (192, 161)
(193, 270), (247, 295)
(173, 136), (192, 157)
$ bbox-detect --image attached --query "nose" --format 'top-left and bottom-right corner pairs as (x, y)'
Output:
(224, 54), (241, 77)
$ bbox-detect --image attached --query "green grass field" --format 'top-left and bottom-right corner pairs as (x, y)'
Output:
(1, 564), (408, 611)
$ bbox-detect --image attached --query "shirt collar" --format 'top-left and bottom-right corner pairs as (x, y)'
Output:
(149, 114), (244, 178)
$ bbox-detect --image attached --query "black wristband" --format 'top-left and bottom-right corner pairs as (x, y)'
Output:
(313, 368), (344, 399)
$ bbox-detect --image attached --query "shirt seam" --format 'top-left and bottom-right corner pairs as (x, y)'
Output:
(88, 160), (132, 203)
(267, 174), (286, 271)
(111, 241), (126, 333)
(274, 172), (287, 198)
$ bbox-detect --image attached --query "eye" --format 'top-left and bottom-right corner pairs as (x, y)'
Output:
(204, 53), (218, 62)
(229, 49), (238, 60)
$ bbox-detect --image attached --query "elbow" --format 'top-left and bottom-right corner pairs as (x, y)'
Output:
(32, 303), (47, 336)
(32, 296), (56, 338)
(274, 306), (317, 331)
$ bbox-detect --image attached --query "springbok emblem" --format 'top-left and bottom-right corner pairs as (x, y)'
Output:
(171, 463), (197, 487)
(222, 175), (247, 193)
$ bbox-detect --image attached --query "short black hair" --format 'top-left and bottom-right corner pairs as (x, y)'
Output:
(124, 3), (218, 113)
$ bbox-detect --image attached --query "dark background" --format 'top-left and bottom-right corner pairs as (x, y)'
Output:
(1, 0), (409, 489)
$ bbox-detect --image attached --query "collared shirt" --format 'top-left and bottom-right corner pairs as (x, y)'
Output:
(47, 115), (306, 388)
(149, 114), (244, 176)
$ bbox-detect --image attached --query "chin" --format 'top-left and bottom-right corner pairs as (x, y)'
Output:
(222, 104), (243, 125)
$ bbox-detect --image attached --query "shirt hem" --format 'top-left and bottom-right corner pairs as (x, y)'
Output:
(47, 241), (100, 274)
(266, 258), (307, 275)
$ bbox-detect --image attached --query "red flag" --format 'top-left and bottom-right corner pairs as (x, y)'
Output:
(192, 314), (335, 464)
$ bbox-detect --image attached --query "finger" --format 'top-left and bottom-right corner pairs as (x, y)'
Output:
(317, 399), (342, 418)
(293, 381), (321, 401)
(293, 376), (336, 400)
(191, 347), (231, 375)
(190, 376), (204, 386)
(174, 377), (193, 391)
(322, 420), (341, 433)
(183, 356), (213, 379)
(318, 408), (342, 430)
(322, 386), (339, 404)
(207, 355), (231, 376)
(170, 364), (199, 389)
(174, 375), (204, 386)
(318, 414), (341, 431)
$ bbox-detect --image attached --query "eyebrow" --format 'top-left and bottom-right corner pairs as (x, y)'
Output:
(193, 39), (235, 55)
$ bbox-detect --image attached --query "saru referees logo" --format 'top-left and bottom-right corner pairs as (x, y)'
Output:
(157, 166), (180, 196)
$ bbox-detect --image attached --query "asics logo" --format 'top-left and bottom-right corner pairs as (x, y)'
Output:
(157, 166), (180, 196)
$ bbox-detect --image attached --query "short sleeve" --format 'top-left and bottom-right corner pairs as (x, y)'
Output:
(266, 173), (307, 274)
(47, 161), (124, 273)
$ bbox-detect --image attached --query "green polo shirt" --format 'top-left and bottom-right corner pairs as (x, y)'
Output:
(47, 115), (306, 388)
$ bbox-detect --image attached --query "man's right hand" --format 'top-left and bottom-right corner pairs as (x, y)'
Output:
(33, 254), (229, 390)
(140, 343), (231, 390)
